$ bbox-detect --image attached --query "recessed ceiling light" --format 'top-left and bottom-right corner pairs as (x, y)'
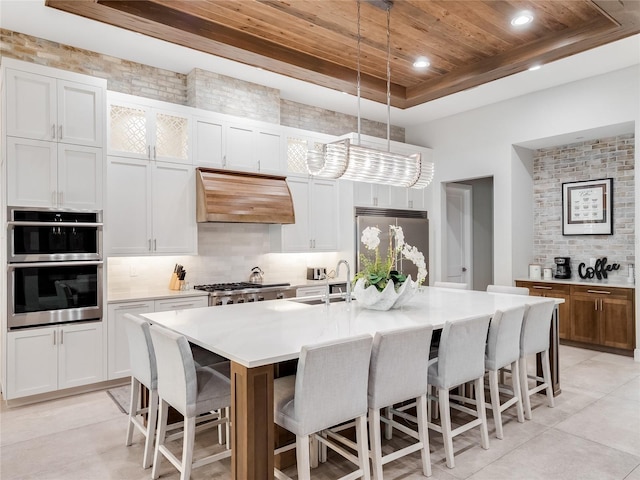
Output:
(413, 57), (430, 69)
(511, 11), (534, 26)
(528, 65), (542, 71)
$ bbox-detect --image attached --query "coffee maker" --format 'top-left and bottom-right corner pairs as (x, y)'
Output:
(554, 257), (571, 279)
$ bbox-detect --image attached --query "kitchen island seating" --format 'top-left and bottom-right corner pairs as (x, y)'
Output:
(273, 335), (373, 480)
(149, 324), (231, 480)
(484, 306), (526, 439)
(486, 284), (529, 295)
(123, 314), (160, 469)
(368, 325), (434, 479)
(427, 315), (491, 469)
(519, 300), (556, 420)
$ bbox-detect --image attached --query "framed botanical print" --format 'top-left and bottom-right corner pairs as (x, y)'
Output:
(562, 178), (613, 235)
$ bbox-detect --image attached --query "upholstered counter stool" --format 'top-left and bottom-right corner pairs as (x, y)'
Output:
(368, 325), (434, 479)
(519, 300), (556, 420)
(149, 325), (231, 480)
(273, 335), (373, 480)
(484, 306), (526, 439)
(427, 315), (491, 469)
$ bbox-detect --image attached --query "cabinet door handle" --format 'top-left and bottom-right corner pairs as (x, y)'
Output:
(223, 155), (227, 167)
(53, 330), (56, 345)
(533, 286), (552, 290)
(153, 146), (157, 160)
(587, 289), (611, 295)
(594, 299), (598, 311)
(154, 239), (157, 251)
(600, 299), (604, 310)
(148, 145), (151, 159)
(59, 125), (63, 140)
(52, 124), (56, 140)
(115, 303), (148, 310)
(60, 330), (64, 344)
(148, 239), (152, 251)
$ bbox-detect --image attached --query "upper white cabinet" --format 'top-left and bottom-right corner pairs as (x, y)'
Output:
(193, 113), (283, 174)
(283, 128), (336, 176)
(108, 93), (190, 164)
(4, 67), (104, 147)
(271, 176), (338, 252)
(2, 60), (106, 209)
(7, 138), (103, 208)
(107, 156), (196, 256)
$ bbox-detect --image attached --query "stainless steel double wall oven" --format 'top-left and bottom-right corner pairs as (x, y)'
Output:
(7, 207), (103, 329)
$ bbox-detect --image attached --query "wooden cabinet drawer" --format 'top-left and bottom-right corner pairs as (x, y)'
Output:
(516, 281), (571, 295)
(570, 285), (633, 300)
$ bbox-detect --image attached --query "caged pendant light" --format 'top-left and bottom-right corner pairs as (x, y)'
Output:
(306, 0), (434, 189)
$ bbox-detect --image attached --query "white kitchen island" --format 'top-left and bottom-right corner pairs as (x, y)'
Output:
(141, 287), (561, 480)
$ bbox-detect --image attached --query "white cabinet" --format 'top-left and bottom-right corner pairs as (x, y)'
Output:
(354, 183), (407, 209)
(6, 138), (102, 208)
(193, 114), (283, 173)
(107, 296), (208, 380)
(6, 322), (104, 400)
(271, 176), (338, 252)
(108, 95), (190, 164)
(107, 301), (154, 380)
(107, 157), (196, 256)
(4, 67), (104, 147)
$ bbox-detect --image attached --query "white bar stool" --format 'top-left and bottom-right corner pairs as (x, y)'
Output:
(486, 284), (530, 295)
(427, 315), (491, 469)
(273, 335), (373, 480)
(519, 300), (556, 420)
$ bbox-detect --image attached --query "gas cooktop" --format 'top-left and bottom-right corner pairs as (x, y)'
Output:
(194, 282), (290, 293)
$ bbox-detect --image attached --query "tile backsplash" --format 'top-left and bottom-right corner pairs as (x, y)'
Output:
(532, 134), (635, 280)
(107, 223), (345, 293)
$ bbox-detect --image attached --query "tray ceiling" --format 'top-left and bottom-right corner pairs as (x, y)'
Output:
(45, 0), (640, 109)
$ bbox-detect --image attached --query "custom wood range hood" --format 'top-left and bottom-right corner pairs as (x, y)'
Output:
(196, 168), (295, 224)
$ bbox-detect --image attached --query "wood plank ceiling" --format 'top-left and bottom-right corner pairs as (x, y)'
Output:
(46, 0), (640, 109)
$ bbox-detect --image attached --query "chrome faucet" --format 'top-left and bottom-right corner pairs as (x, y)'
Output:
(336, 260), (352, 303)
(319, 272), (330, 306)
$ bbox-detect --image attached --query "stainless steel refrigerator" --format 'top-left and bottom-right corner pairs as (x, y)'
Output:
(355, 207), (429, 284)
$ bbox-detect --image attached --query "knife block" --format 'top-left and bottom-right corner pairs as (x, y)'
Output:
(169, 273), (179, 290)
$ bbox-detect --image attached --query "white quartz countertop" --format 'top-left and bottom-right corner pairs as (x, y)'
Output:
(141, 287), (561, 369)
(107, 288), (209, 303)
(515, 277), (635, 289)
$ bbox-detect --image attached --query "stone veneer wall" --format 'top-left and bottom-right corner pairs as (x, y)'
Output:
(1, 28), (404, 140)
(532, 134), (635, 280)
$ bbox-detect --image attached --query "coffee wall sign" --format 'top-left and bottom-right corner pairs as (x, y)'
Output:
(578, 257), (620, 280)
(562, 178), (613, 235)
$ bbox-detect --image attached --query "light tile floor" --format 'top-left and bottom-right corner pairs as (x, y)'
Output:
(1, 345), (639, 480)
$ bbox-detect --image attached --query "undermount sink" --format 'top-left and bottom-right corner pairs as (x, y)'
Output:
(290, 296), (347, 305)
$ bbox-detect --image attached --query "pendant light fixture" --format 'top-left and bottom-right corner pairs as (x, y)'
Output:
(306, 0), (434, 189)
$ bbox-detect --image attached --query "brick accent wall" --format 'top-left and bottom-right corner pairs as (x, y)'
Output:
(532, 134), (635, 280)
(280, 99), (405, 141)
(1, 28), (404, 139)
(187, 68), (280, 123)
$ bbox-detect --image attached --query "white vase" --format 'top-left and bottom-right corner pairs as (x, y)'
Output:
(353, 275), (417, 311)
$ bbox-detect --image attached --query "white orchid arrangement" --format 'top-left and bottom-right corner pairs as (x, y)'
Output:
(354, 225), (427, 292)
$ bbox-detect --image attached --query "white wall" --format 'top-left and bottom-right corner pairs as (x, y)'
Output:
(406, 65), (640, 358)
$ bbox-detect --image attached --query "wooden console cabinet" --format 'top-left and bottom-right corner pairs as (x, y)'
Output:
(516, 280), (635, 355)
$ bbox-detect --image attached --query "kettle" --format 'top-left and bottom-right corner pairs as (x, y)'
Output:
(249, 267), (264, 284)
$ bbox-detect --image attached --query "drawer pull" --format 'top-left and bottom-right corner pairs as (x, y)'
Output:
(587, 290), (611, 295)
(533, 286), (552, 290)
(115, 303), (149, 310)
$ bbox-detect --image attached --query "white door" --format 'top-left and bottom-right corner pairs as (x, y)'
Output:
(107, 157), (152, 255)
(193, 116), (224, 167)
(445, 183), (472, 287)
(311, 179), (338, 251)
(225, 124), (256, 171)
(152, 162), (196, 254)
(5, 69), (57, 141)
(281, 177), (310, 252)
(256, 129), (282, 173)
(107, 301), (154, 379)
(57, 79), (103, 147)
(58, 322), (104, 389)
(6, 328), (58, 399)
(108, 102), (149, 159)
(57, 144), (103, 209)
(6, 137), (57, 207)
